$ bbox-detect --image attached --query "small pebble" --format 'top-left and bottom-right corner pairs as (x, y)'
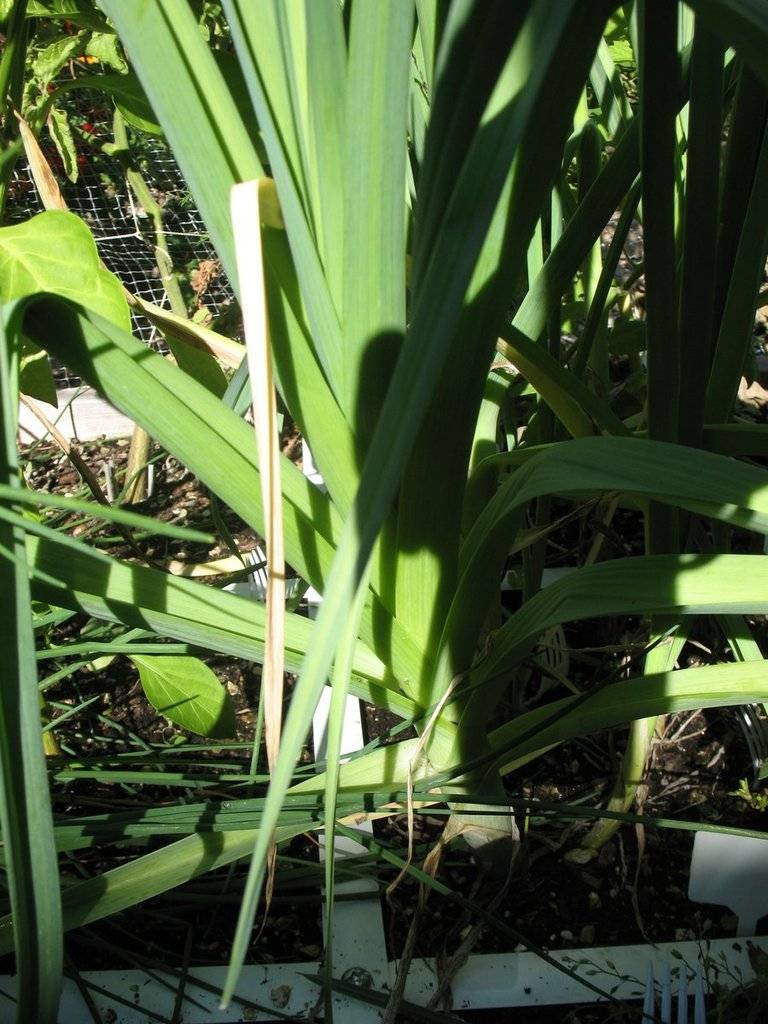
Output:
(271, 985), (291, 1009)
(579, 924), (596, 945)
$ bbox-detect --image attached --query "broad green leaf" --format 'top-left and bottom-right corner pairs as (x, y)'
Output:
(129, 655), (236, 739)
(84, 30), (128, 73)
(31, 33), (85, 85)
(54, 72), (162, 135)
(0, 212), (129, 332)
(27, 0), (108, 32)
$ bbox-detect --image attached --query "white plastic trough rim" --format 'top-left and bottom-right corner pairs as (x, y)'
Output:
(1, 936), (765, 1022)
(18, 388), (135, 444)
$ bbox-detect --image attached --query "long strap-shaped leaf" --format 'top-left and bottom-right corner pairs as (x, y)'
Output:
(308, 655), (768, 791)
(498, 325), (628, 437)
(222, 0), (346, 402)
(687, 0), (768, 88)
(394, 0), (568, 660)
(394, 1), (614, 685)
(18, 295), (340, 580)
(491, 660), (768, 775)
(99, 0), (261, 285)
(221, 3), (615, 1003)
(678, 18), (724, 446)
(438, 435), (768, 701)
(394, 56), (644, 672)
(21, 527), (432, 721)
(0, 312), (62, 1023)
(705, 120), (768, 422)
(341, 0), (412, 431)
(232, 180), (285, 776)
(101, 0), (360, 520)
(14, 294), (427, 690)
(639, 0), (680, 555)
(477, 553), (768, 694)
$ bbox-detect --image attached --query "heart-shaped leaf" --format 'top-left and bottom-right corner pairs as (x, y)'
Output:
(0, 210), (130, 331)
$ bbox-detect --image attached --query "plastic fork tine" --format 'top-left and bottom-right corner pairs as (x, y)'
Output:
(660, 959), (672, 1024)
(677, 967), (689, 1023)
(693, 964), (707, 1024)
(642, 961), (656, 1023)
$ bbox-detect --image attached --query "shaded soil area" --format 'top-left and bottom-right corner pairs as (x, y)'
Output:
(11, 432), (768, 1021)
(381, 709), (767, 963)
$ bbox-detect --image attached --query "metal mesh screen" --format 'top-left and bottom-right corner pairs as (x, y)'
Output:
(6, 101), (234, 388)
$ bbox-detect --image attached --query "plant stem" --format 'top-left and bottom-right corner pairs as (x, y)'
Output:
(0, 0), (29, 221)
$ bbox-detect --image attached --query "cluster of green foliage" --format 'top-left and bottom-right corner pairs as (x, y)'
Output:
(1, 1), (768, 1020)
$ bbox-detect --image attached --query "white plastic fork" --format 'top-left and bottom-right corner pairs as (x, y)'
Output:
(642, 960), (707, 1023)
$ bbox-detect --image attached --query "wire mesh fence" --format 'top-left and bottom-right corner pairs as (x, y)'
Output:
(6, 97), (235, 388)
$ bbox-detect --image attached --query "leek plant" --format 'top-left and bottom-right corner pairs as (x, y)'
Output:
(2, 0), (768, 1019)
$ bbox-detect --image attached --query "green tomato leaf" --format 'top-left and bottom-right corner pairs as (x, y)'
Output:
(47, 106), (78, 183)
(0, 210), (130, 332)
(31, 33), (86, 86)
(85, 31), (128, 74)
(608, 38), (635, 66)
(129, 655), (237, 738)
(27, 1), (109, 31)
(54, 73), (162, 135)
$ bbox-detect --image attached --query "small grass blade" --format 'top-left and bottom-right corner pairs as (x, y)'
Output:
(0, 310), (62, 1022)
